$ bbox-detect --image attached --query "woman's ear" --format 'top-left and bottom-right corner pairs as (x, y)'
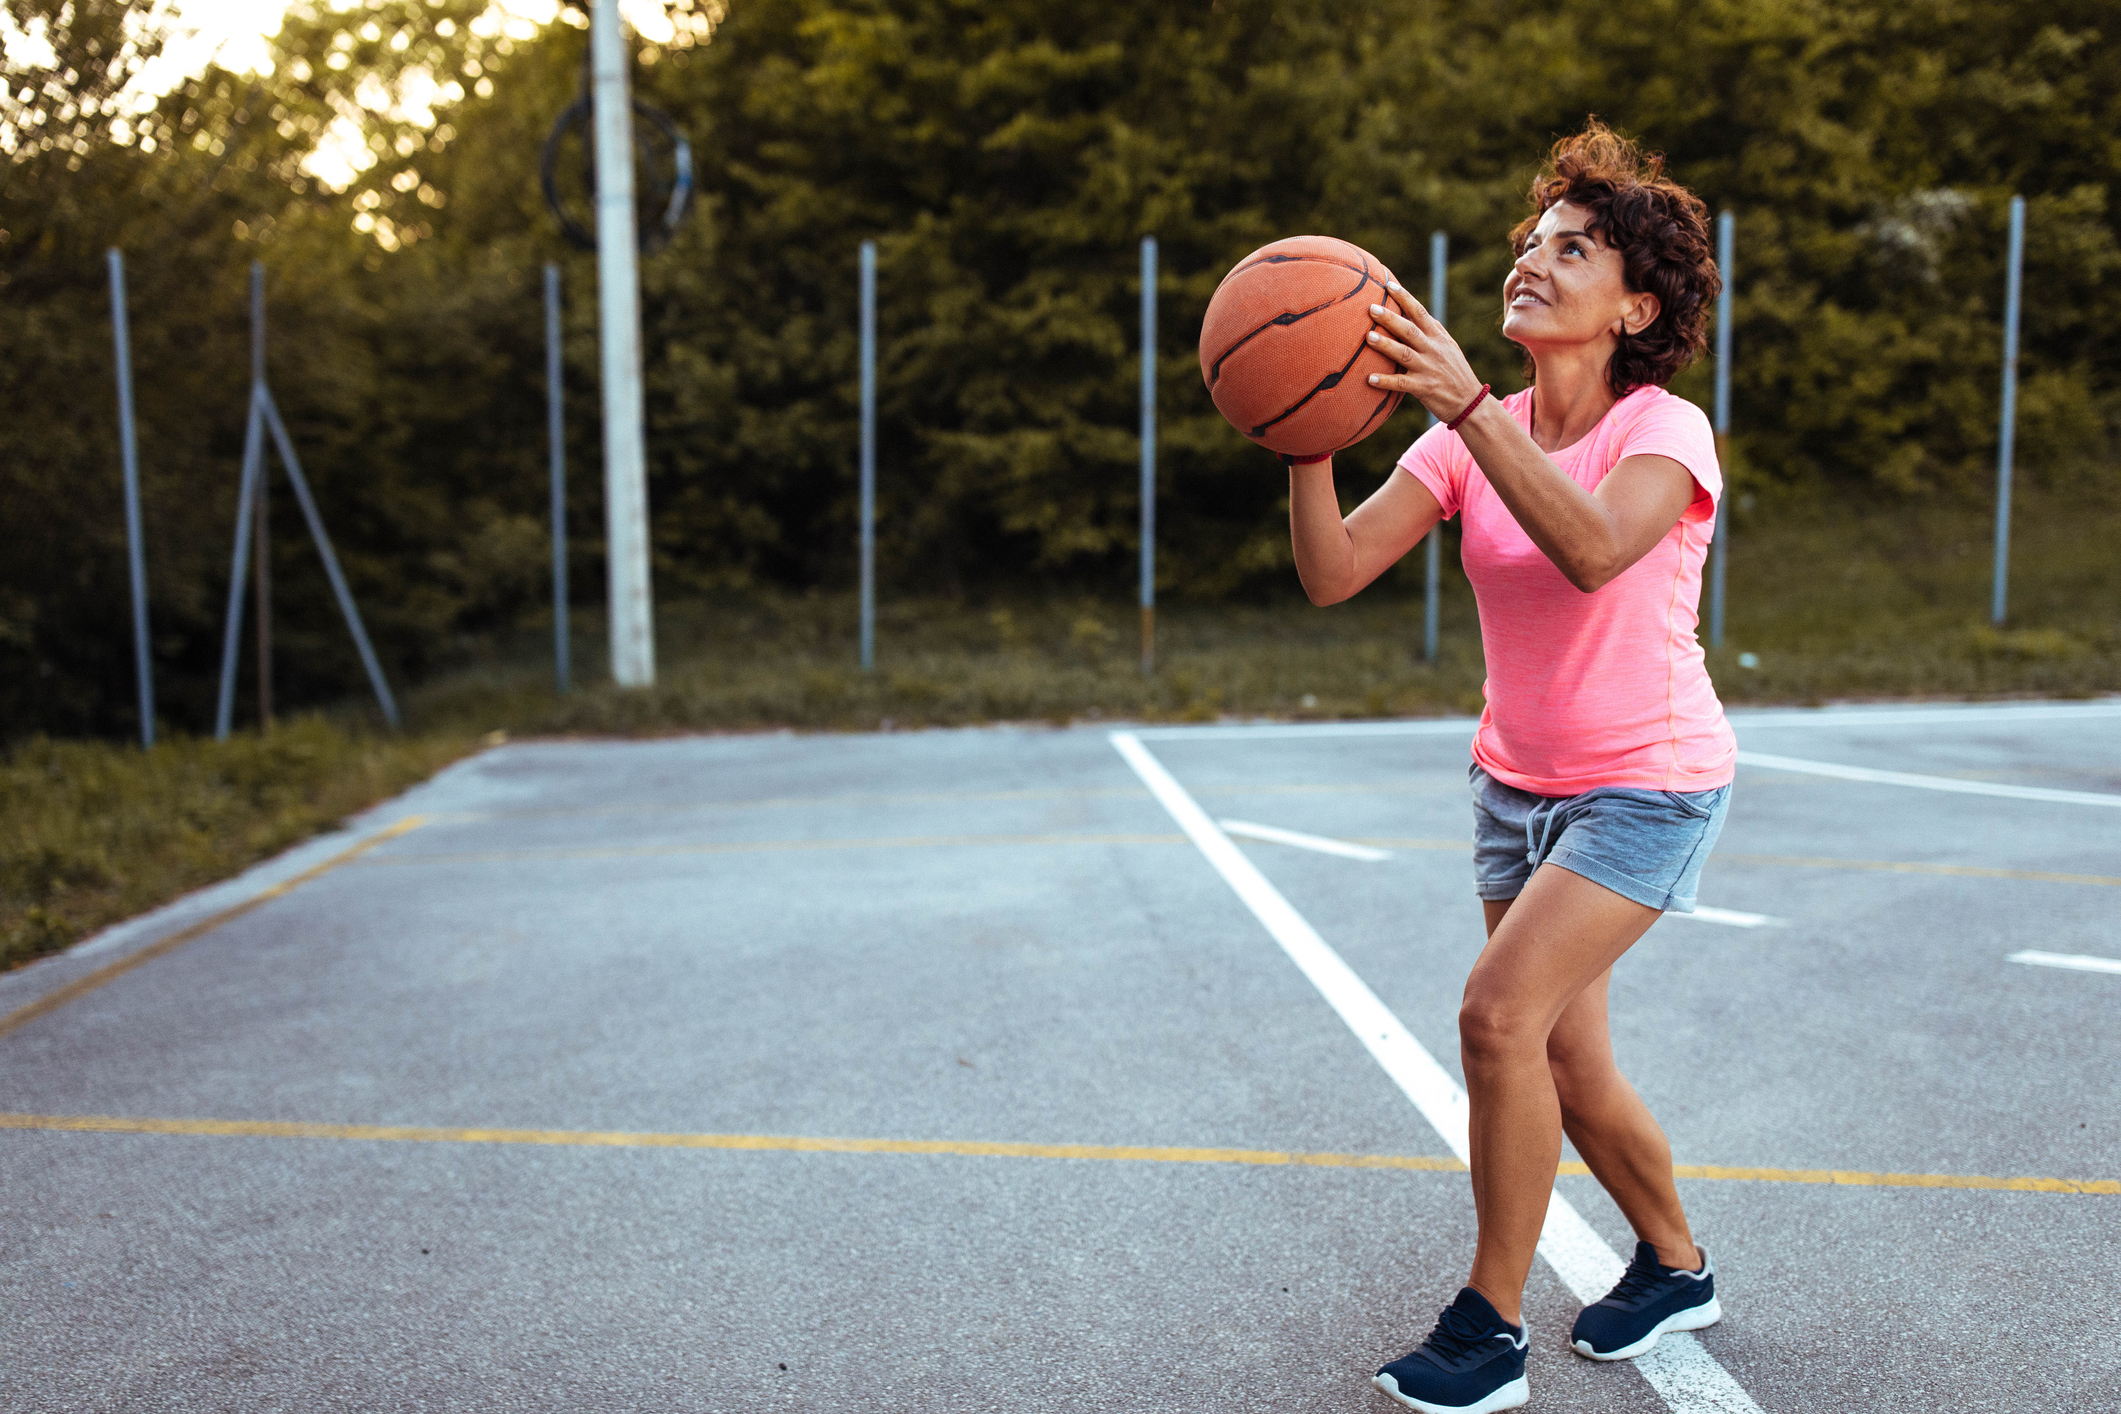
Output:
(1619, 292), (1661, 337)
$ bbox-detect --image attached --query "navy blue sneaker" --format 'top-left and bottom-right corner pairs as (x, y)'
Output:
(1570, 1241), (1721, 1360)
(1373, 1287), (1529, 1413)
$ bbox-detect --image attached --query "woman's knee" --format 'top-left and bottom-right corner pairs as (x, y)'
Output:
(1457, 991), (1544, 1063)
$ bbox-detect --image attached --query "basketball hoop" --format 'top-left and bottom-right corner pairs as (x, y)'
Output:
(539, 46), (694, 255)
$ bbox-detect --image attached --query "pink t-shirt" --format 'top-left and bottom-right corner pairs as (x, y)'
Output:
(1399, 384), (1736, 795)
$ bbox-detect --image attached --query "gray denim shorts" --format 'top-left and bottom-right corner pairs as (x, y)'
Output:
(1470, 763), (1731, 913)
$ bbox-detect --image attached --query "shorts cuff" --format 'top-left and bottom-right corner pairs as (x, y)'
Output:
(1475, 876), (1528, 902)
(1543, 847), (1676, 913)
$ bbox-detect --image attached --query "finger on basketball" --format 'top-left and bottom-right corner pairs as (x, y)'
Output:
(1384, 281), (1436, 330)
(1363, 327), (1418, 369)
(1367, 301), (1421, 345)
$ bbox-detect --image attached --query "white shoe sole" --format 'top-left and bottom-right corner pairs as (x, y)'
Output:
(1570, 1295), (1723, 1361)
(1371, 1371), (1530, 1413)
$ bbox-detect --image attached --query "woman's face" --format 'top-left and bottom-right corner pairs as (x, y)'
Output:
(1502, 199), (1658, 354)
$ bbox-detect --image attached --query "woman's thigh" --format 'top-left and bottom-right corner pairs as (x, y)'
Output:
(1462, 863), (1661, 1043)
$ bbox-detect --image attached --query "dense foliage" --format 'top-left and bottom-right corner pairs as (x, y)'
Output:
(4, 0), (2116, 739)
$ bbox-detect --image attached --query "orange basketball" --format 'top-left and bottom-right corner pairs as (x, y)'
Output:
(1198, 235), (1404, 459)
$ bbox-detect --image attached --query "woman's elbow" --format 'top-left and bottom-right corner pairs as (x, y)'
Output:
(1297, 570), (1351, 607)
(1302, 580), (1348, 608)
(1561, 553), (1623, 594)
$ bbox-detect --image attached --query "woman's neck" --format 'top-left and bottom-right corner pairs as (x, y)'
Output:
(1525, 344), (1621, 452)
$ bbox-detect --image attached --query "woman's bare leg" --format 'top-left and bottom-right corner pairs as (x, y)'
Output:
(1459, 863), (1664, 1325)
(1546, 973), (1699, 1271)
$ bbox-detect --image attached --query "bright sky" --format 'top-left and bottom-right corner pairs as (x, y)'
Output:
(139, 0), (686, 201)
(3, 0), (690, 225)
(142, 0), (678, 87)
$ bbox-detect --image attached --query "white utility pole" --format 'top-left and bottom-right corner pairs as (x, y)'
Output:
(592, 0), (655, 685)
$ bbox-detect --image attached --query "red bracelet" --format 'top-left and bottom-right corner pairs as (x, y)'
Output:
(1277, 449), (1334, 466)
(1445, 383), (1491, 431)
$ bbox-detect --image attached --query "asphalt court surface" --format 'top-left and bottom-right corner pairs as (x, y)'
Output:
(4, 701), (2119, 1410)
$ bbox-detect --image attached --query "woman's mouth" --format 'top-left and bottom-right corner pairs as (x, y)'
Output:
(1510, 291), (1548, 308)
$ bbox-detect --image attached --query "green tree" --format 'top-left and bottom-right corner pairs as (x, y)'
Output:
(4, 0), (2116, 741)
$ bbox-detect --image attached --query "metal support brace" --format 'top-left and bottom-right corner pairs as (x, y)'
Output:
(259, 391), (401, 729)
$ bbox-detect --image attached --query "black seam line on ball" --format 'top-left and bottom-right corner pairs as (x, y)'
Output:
(1207, 256), (1377, 385)
(1207, 256), (1386, 386)
(1347, 388), (1400, 444)
(1219, 250), (1364, 288)
(1247, 334), (1375, 438)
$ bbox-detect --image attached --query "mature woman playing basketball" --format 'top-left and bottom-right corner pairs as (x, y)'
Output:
(1286, 122), (1733, 1414)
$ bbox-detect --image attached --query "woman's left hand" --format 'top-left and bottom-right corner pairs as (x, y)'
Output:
(1365, 283), (1487, 424)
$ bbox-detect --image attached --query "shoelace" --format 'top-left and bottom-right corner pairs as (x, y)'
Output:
(1605, 1251), (1674, 1305)
(1421, 1302), (1506, 1362)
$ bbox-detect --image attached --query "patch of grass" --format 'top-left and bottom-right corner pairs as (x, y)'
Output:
(1705, 490), (2121, 702)
(1, 718), (477, 973)
(403, 590), (1494, 738)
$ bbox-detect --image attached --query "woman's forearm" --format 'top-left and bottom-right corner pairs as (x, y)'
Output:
(1288, 461), (1359, 605)
(1289, 458), (1444, 606)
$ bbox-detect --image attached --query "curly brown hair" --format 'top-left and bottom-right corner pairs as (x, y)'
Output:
(1508, 120), (1719, 396)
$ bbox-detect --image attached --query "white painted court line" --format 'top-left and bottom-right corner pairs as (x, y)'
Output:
(1217, 819), (1393, 861)
(1225, 817), (1776, 923)
(1735, 750), (2121, 809)
(1130, 699), (2121, 744)
(1110, 732), (1762, 1414)
(1731, 701), (2121, 729)
(1131, 718), (1478, 742)
(2008, 950), (2121, 976)
(1673, 906), (1782, 929)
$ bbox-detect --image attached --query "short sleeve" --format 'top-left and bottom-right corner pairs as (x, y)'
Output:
(1615, 392), (1721, 523)
(1396, 420), (1467, 519)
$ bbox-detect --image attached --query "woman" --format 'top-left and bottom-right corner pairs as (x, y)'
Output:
(1285, 122), (1733, 1414)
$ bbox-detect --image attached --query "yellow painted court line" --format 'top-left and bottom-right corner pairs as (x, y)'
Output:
(0, 816), (429, 1042)
(0, 1114), (1461, 1171)
(2, 1113), (2113, 1195)
(1717, 852), (2121, 888)
(1660, 1162), (2120, 1195)
(351, 832), (1188, 866)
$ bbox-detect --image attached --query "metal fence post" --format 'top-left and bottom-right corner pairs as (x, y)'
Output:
(214, 386), (265, 741)
(108, 249), (154, 748)
(1992, 195), (2025, 627)
(546, 262), (570, 693)
(1140, 235), (1157, 677)
(1423, 231), (1445, 663)
(1710, 210), (1733, 649)
(859, 239), (877, 672)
